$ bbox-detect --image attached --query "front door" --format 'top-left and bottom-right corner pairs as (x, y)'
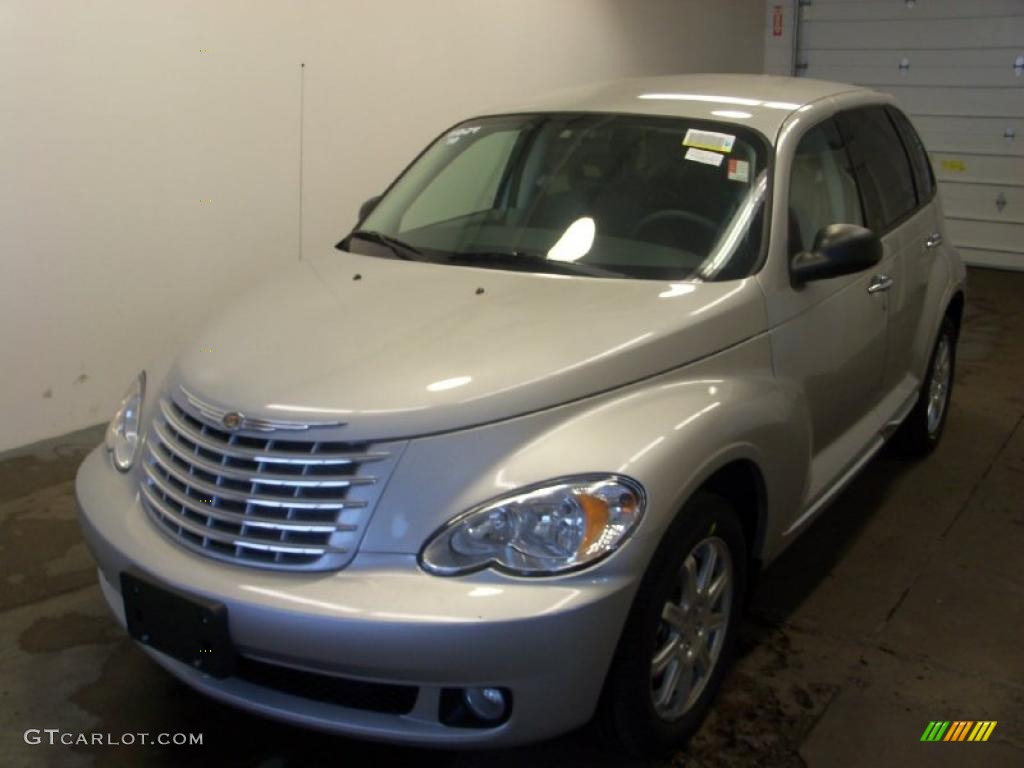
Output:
(767, 117), (889, 501)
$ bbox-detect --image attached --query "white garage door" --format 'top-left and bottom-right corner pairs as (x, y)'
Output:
(795, 0), (1024, 270)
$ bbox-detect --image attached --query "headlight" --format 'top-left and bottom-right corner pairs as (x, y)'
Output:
(420, 475), (645, 576)
(105, 371), (146, 471)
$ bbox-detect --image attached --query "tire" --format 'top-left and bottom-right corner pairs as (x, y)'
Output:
(598, 491), (748, 759)
(893, 315), (957, 457)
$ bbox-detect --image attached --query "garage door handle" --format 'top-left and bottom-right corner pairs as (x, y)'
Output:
(867, 274), (894, 294)
(926, 233), (943, 249)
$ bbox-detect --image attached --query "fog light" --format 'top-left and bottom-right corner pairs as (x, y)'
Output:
(463, 687), (507, 722)
(439, 685), (512, 727)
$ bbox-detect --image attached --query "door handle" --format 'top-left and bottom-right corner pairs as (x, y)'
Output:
(867, 274), (894, 294)
(925, 232), (943, 248)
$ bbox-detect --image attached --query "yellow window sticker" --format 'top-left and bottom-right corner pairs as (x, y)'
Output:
(685, 147), (724, 167)
(683, 128), (736, 153)
(941, 159), (967, 173)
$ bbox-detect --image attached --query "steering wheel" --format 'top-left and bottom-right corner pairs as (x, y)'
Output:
(631, 209), (719, 252)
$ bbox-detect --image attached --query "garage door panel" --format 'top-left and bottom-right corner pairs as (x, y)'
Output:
(801, 18), (1024, 50)
(803, 0), (1024, 23)
(803, 48), (1023, 70)
(940, 182), (1022, 222)
(925, 133), (1023, 157)
(912, 115), (1022, 137)
(805, 64), (1023, 89)
(931, 153), (1024, 186)
(956, 247), (1022, 270)
(884, 86), (1024, 118)
(945, 218), (1023, 253)
(915, 122), (1023, 157)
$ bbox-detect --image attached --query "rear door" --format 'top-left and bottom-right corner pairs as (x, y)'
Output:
(887, 106), (947, 383)
(769, 116), (888, 463)
(835, 106), (922, 400)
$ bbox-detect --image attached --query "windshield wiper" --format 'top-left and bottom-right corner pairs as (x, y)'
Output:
(445, 250), (628, 278)
(343, 230), (424, 261)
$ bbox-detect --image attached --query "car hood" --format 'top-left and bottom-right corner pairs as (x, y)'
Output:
(166, 249), (766, 440)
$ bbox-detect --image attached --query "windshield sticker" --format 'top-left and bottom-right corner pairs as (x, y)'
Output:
(727, 158), (750, 182)
(683, 129), (736, 153)
(685, 147), (725, 167)
(445, 125), (482, 145)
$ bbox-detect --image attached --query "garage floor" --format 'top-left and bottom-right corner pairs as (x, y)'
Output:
(2, 267), (1022, 767)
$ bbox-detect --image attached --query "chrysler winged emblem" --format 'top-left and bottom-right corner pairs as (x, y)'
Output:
(221, 412), (244, 430)
(179, 386), (345, 432)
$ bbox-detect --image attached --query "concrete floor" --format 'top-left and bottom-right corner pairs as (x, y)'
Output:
(2, 267), (1022, 767)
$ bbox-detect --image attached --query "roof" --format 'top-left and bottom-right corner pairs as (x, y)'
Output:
(495, 74), (873, 142)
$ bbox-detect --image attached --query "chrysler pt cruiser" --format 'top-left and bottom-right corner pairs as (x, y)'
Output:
(77, 75), (965, 756)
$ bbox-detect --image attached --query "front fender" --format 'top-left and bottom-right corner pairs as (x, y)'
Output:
(361, 335), (807, 577)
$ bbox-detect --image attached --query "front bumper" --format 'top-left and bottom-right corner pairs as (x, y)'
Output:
(75, 446), (638, 747)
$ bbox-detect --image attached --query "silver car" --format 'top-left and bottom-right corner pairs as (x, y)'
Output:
(76, 74), (965, 756)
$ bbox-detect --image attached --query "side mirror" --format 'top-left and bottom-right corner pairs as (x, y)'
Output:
(790, 223), (882, 285)
(358, 195), (382, 223)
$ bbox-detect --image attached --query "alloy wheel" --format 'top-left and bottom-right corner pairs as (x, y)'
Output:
(927, 334), (952, 435)
(650, 536), (733, 720)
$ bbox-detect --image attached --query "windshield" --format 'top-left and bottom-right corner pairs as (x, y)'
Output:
(348, 113), (770, 281)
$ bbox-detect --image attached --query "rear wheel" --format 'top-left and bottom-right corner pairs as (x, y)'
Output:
(894, 315), (957, 457)
(599, 492), (747, 758)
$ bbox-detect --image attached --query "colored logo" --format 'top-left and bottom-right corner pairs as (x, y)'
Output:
(921, 721), (997, 742)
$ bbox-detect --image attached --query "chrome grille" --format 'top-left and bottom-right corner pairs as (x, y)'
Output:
(140, 395), (403, 571)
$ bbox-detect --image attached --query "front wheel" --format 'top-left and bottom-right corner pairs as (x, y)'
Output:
(893, 315), (957, 457)
(598, 492), (747, 758)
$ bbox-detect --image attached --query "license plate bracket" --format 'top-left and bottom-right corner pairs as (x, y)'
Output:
(121, 569), (235, 678)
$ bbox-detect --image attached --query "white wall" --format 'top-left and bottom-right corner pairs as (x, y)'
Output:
(0, 0), (765, 452)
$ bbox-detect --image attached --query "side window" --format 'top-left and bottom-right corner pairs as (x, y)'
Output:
(400, 130), (519, 232)
(788, 118), (864, 256)
(836, 107), (917, 231)
(887, 107), (935, 204)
